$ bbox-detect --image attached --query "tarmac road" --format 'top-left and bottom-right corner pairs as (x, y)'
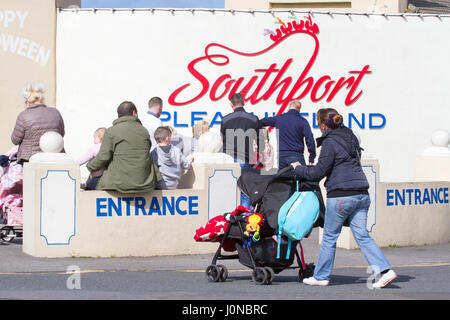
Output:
(0, 230), (449, 301)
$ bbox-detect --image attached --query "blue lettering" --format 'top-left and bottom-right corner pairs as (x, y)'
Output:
(173, 111), (189, 127)
(176, 196), (188, 215)
(189, 196), (199, 215)
(312, 112), (318, 128)
(444, 187), (449, 203)
(264, 112), (277, 118)
(395, 189), (405, 206)
(385, 188), (449, 207)
(159, 111), (389, 130)
(210, 112), (223, 126)
(148, 197), (162, 215)
(415, 189), (422, 205)
(135, 197), (147, 216)
(191, 111), (208, 127)
(96, 198), (107, 217)
(438, 188), (444, 203)
(162, 196), (175, 216)
(349, 113), (365, 129)
(431, 188), (439, 204)
(160, 111), (171, 122)
(369, 113), (386, 129)
(387, 189), (394, 206)
(108, 198), (122, 216)
(122, 197), (133, 216)
(422, 189), (431, 204)
(405, 189), (414, 205)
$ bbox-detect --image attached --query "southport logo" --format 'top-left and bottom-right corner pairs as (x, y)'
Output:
(168, 13), (372, 116)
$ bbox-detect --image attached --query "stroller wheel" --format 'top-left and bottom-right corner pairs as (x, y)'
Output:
(0, 228), (15, 243)
(264, 267), (275, 284)
(217, 265), (228, 282)
(205, 265), (221, 282)
(252, 267), (268, 285)
(298, 263), (315, 281)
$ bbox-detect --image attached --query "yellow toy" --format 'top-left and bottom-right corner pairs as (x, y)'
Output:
(244, 213), (263, 241)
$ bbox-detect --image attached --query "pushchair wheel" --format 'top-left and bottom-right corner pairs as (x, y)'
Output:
(264, 267), (275, 284)
(0, 227), (15, 243)
(217, 265), (228, 282)
(206, 265), (221, 282)
(252, 267), (269, 285)
(206, 264), (229, 282)
(298, 263), (315, 281)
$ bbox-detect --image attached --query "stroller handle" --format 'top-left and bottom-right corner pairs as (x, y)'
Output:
(275, 166), (294, 178)
(274, 166), (303, 190)
(223, 213), (246, 223)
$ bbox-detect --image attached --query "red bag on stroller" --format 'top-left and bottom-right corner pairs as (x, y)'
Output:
(193, 205), (250, 252)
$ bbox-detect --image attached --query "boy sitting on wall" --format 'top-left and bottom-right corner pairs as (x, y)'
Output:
(150, 126), (192, 190)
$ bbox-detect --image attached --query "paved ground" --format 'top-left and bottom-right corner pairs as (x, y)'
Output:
(0, 230), (449, 302)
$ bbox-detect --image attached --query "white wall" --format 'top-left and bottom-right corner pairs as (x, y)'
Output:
(56, 9), (450, 182)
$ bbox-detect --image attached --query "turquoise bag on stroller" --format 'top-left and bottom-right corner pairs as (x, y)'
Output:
(276, 181), (320, 259)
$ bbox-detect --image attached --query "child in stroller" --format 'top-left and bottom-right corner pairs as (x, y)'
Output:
(198, 166), (325, 285)
(0, 147), (23, 243)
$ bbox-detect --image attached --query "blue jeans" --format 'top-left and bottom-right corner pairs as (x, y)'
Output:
(314, 194), (391, 281)
(235, 159), (252, 208)
(278, 154), (306, 170)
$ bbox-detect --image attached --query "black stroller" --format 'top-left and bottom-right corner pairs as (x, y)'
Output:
(205, 166), (325, 285)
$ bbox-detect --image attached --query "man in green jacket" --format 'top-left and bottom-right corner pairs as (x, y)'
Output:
(87, 101), (162, 193)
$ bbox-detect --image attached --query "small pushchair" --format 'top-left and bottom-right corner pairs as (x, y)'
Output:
(0, 147), (24, 243)
(204, 166), (325, 285)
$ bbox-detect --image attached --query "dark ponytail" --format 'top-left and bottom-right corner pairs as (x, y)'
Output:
(327, 113), (343, 129)
(317, 108), (343, 129)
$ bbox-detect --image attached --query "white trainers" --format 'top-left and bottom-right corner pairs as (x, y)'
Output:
(373, 270), (397, 289)
(302, 276), (330, 286)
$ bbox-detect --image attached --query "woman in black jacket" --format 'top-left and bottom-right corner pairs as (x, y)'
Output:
(291, 108), (396, 288)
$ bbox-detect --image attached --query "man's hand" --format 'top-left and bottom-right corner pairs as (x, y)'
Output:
(309, 162), (314, 166)
(291, 161), (301, 170)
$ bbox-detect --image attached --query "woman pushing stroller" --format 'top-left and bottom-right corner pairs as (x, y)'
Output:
(291, 108), (397, 289)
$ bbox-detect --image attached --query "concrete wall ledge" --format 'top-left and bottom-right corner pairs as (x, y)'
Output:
(23, 161), (241, 258)
(320, 160), (450, 249)
(22, 158), (449, 257)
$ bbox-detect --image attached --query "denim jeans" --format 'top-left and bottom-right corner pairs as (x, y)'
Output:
(235, 159), (252, 208)
(314, 194), (391, 281)
(278, 154), (306, 170)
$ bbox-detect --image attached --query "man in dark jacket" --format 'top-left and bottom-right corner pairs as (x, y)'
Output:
(260, 100), (316, 169)
(220, 93), (260, 207)
(221, 93), (260, 165)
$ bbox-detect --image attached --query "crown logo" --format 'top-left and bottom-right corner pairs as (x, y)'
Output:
(264, 13), (319, 42)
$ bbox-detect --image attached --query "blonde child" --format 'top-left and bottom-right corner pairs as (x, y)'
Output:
(75, 127), (106, 190)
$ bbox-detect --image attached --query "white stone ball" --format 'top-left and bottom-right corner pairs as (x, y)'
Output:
(431, 129), (450, 147)
(39, 131), (64, 153)
(198, 131), (223, 153)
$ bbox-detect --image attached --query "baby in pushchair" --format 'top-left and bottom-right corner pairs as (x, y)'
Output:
(0, 147), (24, 243)
(194, 166), (325, 285)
